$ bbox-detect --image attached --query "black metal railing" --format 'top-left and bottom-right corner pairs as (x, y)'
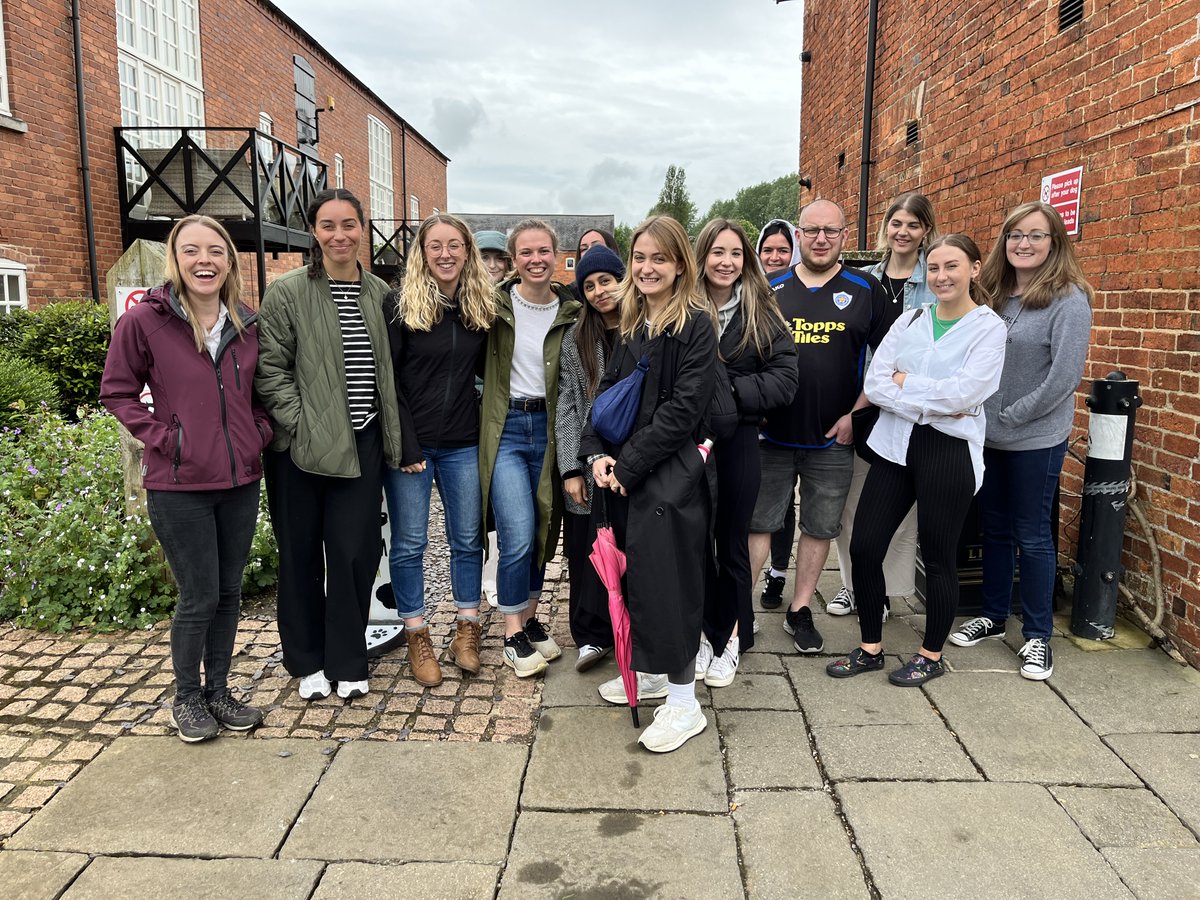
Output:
(369, 218), (421, 279)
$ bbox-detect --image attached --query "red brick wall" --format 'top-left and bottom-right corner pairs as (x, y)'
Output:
(0, 0), (446, 307)
(799, 0), (1200, 663)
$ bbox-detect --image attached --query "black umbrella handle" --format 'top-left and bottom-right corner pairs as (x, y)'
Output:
(593, 485), (611, 529)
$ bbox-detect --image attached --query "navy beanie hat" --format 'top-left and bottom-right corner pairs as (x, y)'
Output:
(575, 245), (625, 288)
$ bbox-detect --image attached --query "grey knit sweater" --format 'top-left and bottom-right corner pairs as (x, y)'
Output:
(983, 285), (1092, 451)
(555, 322), (610, 515)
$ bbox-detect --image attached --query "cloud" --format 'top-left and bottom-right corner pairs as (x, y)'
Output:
(429, 96), (486, 154)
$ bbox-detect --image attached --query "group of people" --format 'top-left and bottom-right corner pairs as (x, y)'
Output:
(100, 183), (1093, 754)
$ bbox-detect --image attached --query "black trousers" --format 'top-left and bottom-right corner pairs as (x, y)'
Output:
(265, 422), (383, 682)
(850, 424), (974, 652)
(705, 424), (760, 654)
(563, 508), (613, 649)
(770, 486), (797, 571)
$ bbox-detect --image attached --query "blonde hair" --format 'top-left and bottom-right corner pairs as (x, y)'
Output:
(979, 201), (1095, 311)
(618, 216), (713, 340)
(164, 215), (246, 352)
(693, 218), (785, 360)
(399, 214), (495, 331)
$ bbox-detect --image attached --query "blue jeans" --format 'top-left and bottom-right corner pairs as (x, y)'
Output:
(979, 441), (1067, 640)
(384, 445), (483, 618)
(491, 408), (548, 616)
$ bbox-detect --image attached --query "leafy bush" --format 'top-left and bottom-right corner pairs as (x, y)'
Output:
(0, 308), (33, 351)
(19, 300), (110, 416)
(0, 349), (60, 430)
(242, 488), (279, 596)
(0, 408), (175, 632)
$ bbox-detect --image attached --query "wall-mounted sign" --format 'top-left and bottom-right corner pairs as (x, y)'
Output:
(1041, 166), (1083, 235)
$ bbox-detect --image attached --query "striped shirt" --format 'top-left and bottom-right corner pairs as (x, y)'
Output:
(328, 279), (378, 430)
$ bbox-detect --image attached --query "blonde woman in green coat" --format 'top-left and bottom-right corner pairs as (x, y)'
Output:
(479, 219), (580, 678)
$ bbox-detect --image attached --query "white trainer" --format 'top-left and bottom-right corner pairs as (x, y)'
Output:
(336, 679), (368, 700)
(638, 702), (708, 753)
(695, 634), (714, 681)
(704, 636), (740, 688)
(575, 644), (611, 673)
(298, 670), (331, 701)
(598, 672), (669, 705)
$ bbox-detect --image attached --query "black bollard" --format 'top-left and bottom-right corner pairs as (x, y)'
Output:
(1071, 372), (1142, 640)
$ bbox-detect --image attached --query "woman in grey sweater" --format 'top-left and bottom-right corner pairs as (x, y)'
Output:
(948, 202), (1093, 681)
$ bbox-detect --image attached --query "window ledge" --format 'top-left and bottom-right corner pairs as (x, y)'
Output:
(0, 112), (29, 134)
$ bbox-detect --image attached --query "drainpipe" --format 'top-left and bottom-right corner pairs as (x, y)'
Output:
(857, 0), (880, 250)
(400, 122), (409, 255)
(70, 0), (101, 301)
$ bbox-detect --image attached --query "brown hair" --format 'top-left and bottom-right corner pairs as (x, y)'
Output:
(164, 215), (246, 352)
(979, 201), (1095, 311)
(305, 188), (365, 280)
(874, 192), (939, 265)
(693, 218), (785, 360)
(926, 233), (991, 306)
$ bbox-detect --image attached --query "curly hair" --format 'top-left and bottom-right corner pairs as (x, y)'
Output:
(398, 214), (495, 331)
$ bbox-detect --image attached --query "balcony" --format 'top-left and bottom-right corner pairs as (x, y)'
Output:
(115, 126), (328, 296)
(368, 218), (421, 285)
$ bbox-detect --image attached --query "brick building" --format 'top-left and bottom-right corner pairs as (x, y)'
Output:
(797, 1), (1200, 662)
(0, 0), (447, 308)
(457, 213), (617, 285)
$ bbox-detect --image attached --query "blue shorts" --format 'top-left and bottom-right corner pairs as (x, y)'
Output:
(751, 442), (855, 540)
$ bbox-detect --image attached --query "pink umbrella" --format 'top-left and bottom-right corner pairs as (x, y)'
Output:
(588, 491), (639, 727)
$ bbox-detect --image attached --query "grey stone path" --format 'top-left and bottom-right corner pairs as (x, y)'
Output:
(3, 569), (1200, 898)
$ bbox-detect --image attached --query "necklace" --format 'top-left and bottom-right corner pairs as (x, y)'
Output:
(512, 285), (558, 312)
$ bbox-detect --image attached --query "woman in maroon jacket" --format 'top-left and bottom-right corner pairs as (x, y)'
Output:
(101, 214), (272, 744)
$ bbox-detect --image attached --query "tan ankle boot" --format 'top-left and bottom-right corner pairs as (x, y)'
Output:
(405, 626), (443, 687)
(448, 617), (482, 675)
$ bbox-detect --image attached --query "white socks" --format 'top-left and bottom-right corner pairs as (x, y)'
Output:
(666, 679), (699, 711)
(770, 567), (787, 579)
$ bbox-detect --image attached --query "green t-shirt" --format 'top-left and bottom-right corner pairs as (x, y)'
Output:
(932, 310), (963, 341)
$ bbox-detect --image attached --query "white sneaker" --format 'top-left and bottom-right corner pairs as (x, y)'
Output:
(638, 702), (708, 753)
(695, 634), (714, 681)
(483, 587), (499, 609)
(336, 679), (369, 699)
(753, 618), (761, 635)
(827, 587), (855, 616)
(704, 636), (739, 688)
(598, 672), (668, 705)
(575, 644), (611, 673)
(298, 670), (331, 701)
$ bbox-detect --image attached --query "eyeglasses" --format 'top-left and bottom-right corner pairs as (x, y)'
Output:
(424, 240), (465, 255)
(798, 226), (845, 239)
(1004, 231), (1050, 245)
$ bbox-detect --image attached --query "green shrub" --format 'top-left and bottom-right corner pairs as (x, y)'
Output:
(19, 300), (110, 417)
(0, 408), (175, 632)
(0, 349), (60, 430)
(0, 308), (33, 351)
(242, 487), (279, 596)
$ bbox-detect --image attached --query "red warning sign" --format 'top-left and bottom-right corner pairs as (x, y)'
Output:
(1040, 166), (1083, 235)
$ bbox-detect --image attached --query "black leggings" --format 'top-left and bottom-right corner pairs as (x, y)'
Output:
(705, 424), (760, 653)
(850, 424), (974, 652)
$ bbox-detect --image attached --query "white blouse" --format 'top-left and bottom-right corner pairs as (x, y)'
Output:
(864, 304), (1007, 492)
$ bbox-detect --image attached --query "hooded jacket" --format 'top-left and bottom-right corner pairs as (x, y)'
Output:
(101, 284), (273, 491)
(755, 218), (802, 272)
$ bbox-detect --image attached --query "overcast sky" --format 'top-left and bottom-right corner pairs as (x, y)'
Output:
(275, 0), (805, 226)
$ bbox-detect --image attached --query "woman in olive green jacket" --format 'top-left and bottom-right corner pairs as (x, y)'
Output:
(257, 188), (403, 702)
(479, 219), (580, 678)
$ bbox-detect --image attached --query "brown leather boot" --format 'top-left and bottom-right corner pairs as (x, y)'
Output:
(448, 617), (482, 675)
(405, 626), (443, 687)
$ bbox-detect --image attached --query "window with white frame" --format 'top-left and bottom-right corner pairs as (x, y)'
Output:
(334, 153), (344, 189)
(410, 195), (420, 222)
(115, 0), (205, 149)
(257, 111), (274, 162)
(367, 116), (393, 222)
(0, 2), (11, 116)
(0, 259), (28, 314)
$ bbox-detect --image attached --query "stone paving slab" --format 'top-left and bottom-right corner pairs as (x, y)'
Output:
(1101, 848), (1200, 898)
(282, 742), (526, 863)
(538, 655), (621, 707)
(709, 671), (797, 710)
(717, 710), (822, 790)
(1050, 786), (1200, 849)
(783, 656), (941, 728)
(839, 781), (1133, 898)
(925, 673), (1139, 785)
(1049, 647), (1200, 735)
(312, 862), (500, 899)
(7, 737), (332, 857)
(522, 706), (726, 812)
(782, 607), (922, 657)
(733, 790), (869, 899)
(0, 850), (89, 900)
(499, 810), (742, 898)
(738, 651), (785, 674)
(1107, 733), (1200, 835)
(812, 723), (982, 782)
(61, 857), (323, 900)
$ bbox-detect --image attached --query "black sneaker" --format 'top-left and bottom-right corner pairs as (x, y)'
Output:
(206, 690), (264, 731)
(523, 616), (562, 661)
(826, 647), (886, 678)
(1018, 638), (1054, 681)
(784, 606), (824, 653)
(888, 653), (945, 686)
(503, 631), (549, 677)
(170, 695), (219, 743)
(948, 616), (1006, 647)
(760, 571), (786, 609)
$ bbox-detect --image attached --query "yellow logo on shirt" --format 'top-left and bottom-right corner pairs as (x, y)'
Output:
(791, 318), (846, 344)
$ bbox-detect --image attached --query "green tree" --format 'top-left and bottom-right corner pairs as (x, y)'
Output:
(613, 222), (633, 259)
(700, 173), (801, 232)
(648, 164), (697, 233)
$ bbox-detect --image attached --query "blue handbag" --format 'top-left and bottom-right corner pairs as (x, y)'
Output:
(590, 355), (649, 444)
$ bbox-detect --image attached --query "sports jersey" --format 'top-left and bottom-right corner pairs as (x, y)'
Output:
(761, 264), (890, 448)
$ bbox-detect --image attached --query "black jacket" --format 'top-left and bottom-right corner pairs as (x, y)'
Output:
(384, 291), (487, 467)
(720, 306), (799, 425)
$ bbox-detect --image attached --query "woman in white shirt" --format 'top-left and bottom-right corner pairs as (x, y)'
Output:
(826, 234), (1006, 685)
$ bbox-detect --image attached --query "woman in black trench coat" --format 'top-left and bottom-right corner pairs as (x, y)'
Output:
(579, 215), (717, 754)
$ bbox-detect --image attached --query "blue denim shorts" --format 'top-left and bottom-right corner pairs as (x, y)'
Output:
(751, 442), (855, 539)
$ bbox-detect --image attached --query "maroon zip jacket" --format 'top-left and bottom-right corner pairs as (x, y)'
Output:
(101, 284), (273, 491)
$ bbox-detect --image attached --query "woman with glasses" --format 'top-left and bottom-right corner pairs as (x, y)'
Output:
(948, 203), (1093, 681)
